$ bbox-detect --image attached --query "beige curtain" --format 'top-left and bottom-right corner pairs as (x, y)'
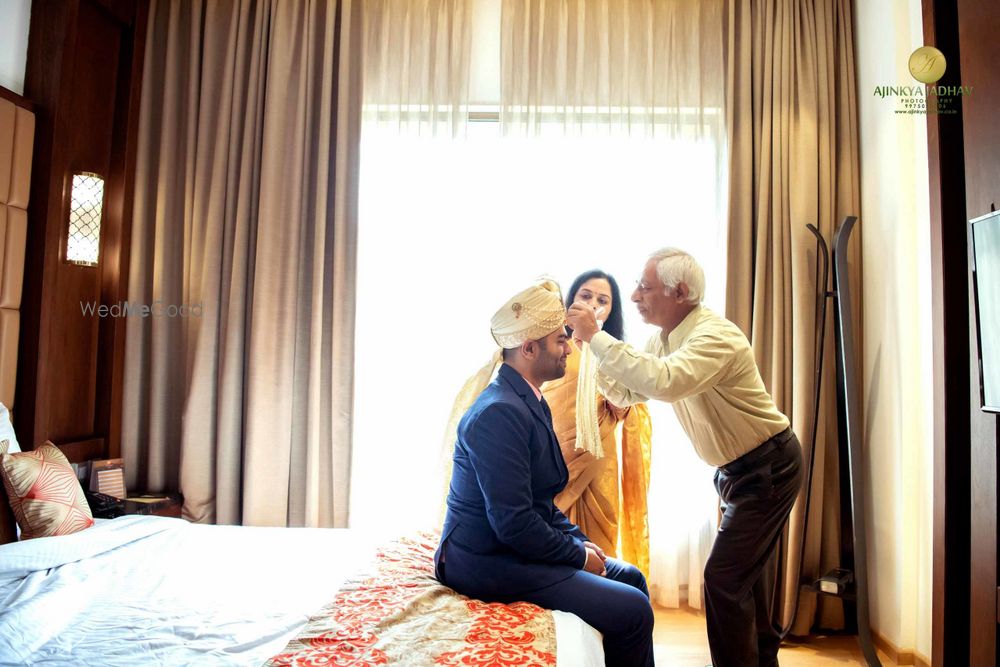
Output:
(362, 0), (472, 135)
(123, 0), (362, 527)
(724, 0), (861, 634)
(501, 0), (724, 136)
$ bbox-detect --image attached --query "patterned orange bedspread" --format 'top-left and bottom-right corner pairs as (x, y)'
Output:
(266, 532), (557, 666)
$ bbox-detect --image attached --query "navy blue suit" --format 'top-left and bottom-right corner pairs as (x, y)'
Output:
(436, 363), (654, 667)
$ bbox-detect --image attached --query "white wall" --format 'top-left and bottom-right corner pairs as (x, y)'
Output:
(855, 0), (933, 661)
(0, 0), (31, 95)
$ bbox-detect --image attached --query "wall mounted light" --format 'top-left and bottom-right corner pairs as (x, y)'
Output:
(66, 172), (104, 266)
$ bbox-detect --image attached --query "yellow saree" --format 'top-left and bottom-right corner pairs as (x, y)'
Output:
(542, 343), (652, 576)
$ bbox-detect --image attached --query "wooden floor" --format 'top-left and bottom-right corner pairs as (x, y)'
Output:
(653, 607), (898, 666)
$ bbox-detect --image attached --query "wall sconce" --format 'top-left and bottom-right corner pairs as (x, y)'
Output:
(66, 172), (104, 266)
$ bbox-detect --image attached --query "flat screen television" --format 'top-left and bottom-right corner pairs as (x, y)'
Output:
(971, 210), (1000, 413)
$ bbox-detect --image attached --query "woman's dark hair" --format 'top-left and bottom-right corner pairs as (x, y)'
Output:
(565, 269), (625, 341)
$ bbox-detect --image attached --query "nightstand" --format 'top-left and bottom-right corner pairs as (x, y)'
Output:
(122, 493), (184, 518)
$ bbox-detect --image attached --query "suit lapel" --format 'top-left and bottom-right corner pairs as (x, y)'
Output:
(498, 364), (550, 428)
(497, 365), (568, 481)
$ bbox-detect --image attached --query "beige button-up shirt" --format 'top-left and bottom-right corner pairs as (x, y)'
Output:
(589, 305), (789, 467)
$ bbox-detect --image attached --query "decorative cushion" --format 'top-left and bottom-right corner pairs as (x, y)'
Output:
(0, 440), (94, 539)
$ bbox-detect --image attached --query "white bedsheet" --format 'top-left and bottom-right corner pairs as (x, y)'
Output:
(0, 517), (602, 666)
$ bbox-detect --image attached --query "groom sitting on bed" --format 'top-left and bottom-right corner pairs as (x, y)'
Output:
(435, 280), (654, 667)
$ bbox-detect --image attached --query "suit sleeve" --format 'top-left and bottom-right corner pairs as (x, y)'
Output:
(551, 505), (589, 542)
(464, 403), (588, 569)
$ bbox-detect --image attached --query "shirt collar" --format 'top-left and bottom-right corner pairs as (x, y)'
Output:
(666, 304), (704, 351)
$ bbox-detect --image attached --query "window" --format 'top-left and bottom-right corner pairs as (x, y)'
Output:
(351, 117), (726, 530)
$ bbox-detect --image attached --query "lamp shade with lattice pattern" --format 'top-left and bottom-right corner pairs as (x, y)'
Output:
(67, 172), (103, 266)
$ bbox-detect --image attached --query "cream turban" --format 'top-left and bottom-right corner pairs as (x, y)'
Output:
(490, 279), (566, 348)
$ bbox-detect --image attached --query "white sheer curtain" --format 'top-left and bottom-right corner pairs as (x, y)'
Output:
(351, 0), (727, 611)
(501, 0), (724, 136)
(362, 0), (473, 135)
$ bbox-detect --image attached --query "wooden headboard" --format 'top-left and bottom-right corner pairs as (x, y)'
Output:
(0, 86), (36, 545)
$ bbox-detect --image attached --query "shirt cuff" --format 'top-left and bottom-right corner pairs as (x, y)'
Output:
(576, 542), (588, 569)
(589, 330), (616, 357)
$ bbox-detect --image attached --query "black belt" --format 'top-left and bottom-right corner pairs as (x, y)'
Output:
(719, 427), (794, 475)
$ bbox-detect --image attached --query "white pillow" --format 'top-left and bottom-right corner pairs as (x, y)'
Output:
(0, 403), (20, 454)
(0, 403), (23, 539)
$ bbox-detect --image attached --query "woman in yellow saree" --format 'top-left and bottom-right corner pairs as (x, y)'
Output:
(542, 270), (653, 576)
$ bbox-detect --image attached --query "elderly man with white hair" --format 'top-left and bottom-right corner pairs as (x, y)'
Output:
(566, 248), (804, 667)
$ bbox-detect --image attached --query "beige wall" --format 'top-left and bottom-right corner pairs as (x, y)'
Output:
(855, 0), (933, 660)
(0, 0), (31, 95)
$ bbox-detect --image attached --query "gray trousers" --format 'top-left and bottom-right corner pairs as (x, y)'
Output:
(705, 429), (804, 667)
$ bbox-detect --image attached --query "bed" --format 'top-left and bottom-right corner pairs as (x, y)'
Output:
(0, 437), (605, 666)
(0, 515), (604, 666)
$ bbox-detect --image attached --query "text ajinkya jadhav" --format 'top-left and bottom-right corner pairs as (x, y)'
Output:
(873, 84), (974, 98)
